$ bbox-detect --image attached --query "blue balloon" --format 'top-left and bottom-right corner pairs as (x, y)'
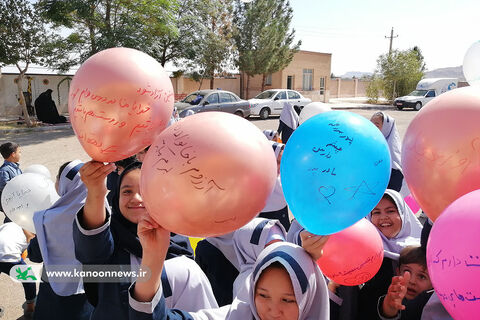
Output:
(280, 111), (391, 235)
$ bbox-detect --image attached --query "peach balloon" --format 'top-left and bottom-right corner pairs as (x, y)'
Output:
(317, 219), (384, 286)
(68, 47), (174, 162)
(402, 87), (480, 221)
(140, 112), (278, 237)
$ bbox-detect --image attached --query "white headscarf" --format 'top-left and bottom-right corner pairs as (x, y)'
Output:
(375, 111), (402, 171)
(263, 130), (277, 141)
(286, 218), (304, 245)
(421, 292), (453, 320)
(232, 218), (286, 296)
(163, 255), (218, 311)
(367, 189), (423, 260)
(33, 160), (85, 296)
(279, 102), (299, 130)
(226, 242), (330, 320)
(261, 142), (287, 212)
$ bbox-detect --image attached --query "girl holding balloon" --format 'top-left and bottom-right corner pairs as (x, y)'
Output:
(358, 189), (423, 319)
(72, 161), (218, 320)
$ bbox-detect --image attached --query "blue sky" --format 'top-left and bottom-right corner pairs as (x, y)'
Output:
(289, 0), (480, 75)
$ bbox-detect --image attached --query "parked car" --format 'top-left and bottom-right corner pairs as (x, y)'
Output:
(174, 90), (251, 118)
(248, 89), (312, 119)
(394, 78), (458, 111)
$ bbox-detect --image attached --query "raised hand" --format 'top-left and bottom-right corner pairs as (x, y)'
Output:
(382, 271), (411, 317)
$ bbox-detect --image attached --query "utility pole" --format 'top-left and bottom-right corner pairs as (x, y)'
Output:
(385, 27), (398, 55)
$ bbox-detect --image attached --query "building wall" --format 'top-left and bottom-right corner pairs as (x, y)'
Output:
(240, 50), (332, 101)
(329, 78), (370, 98)
(0, 73), (72, 117)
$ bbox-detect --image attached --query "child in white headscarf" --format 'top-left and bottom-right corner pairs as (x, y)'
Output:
(371, 112), (403, 191)
(130, 234), (331, 320)
(262, 130), (279, 141)
(358, 189), (423, 319)
(277, 102), (299, 144)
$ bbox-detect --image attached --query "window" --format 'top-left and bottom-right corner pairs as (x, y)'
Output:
(287, 91), (300, 99)
(320, 77), (325, 95)
(303, 69), (313, 91)
(276, 91), (287, 100)
(206, 93), (219, 104)
(219, 92), (235, 103)
(265, 74), (272, 86)
(426, 90), (436, 98)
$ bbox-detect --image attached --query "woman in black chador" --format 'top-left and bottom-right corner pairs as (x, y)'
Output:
(34, 89), (67, 124)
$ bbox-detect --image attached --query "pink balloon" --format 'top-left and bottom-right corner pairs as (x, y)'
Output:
(426, 189), (480, 319)
(404, 194), (421, 213)
(68, 47), (174, 162)
(402, 87), (480, 221)
(140, 112), (277, 237)
(317, 219), (384, 286)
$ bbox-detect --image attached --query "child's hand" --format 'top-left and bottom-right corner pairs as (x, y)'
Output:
(300, 231), (329, 261)
(137, 214), (170, 258)
(382, 271), (411, 317)
(328, 280), (341, 294)
(80, 161), (116, 196)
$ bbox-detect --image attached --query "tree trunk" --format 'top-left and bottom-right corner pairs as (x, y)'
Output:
(239, 71), (244, 99)
(261, 74), (266, 92)
(15, 70), (32, 127)
(210, 75), (214, 90)
(246, 75), (251, 100)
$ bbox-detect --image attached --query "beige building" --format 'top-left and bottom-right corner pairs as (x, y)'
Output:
(172, 50), (333, 102)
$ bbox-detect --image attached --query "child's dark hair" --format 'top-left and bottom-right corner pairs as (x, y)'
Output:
(399, 245), (427, 269)
(58, 161), (71, 178)
(114, 155), (136, 169)
(0, 142), (19, 159)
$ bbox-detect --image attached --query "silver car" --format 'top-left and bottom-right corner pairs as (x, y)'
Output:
(248, 89), (312, 119)
(175, 90), (251, 118)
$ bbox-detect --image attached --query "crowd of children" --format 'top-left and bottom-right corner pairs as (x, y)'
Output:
(0, 110), (452, 319)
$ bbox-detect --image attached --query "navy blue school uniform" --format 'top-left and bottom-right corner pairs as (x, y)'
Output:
(357, 257), (397, 320)
(73, 207), (193, 320)
(195, 239), (239, 307)
(27, 236), (93, 320)
(277, 120), (294, 144)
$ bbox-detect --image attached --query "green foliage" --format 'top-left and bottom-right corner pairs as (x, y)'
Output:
(366, 75), (383, 103)
(233, 0), (300, 92)
(37, 0), (179, 70)
(183, 0), (235, 89)
(374, 47), (425, 101)
(0, 0), (50, 67)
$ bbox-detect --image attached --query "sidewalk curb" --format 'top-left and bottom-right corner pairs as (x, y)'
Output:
(0, 124), (72, 135)
(330, 104), (396, 111)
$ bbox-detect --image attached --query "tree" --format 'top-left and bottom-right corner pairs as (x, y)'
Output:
(37, 0), (179, 71)
(233, 0), (300, 97)
(187, 0), (234, 90)
(0, 0), (51, 127)
(372, 47), (425, 101)
(149, 0), (204, 67)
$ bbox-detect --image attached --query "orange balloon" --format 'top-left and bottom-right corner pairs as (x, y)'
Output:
(317, 219), (384, 286)
(140, 112), (277, 237)
(402, 87), (480, 221)
(68, 47), (174, 162)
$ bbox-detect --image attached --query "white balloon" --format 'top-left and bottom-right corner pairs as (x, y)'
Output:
(299, 102), (332, 125)
(1, 173), (59, 233)
(463, 40), (480, 87)
(23, 164), (52, 180)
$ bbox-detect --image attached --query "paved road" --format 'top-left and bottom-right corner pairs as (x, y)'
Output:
(0, 108), (418, 319)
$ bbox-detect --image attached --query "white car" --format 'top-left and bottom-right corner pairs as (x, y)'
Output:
(249, 89), (312, 119)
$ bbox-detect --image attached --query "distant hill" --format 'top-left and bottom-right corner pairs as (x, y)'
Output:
(340, 71), (373, 79)
(424, 66), (465, 81)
